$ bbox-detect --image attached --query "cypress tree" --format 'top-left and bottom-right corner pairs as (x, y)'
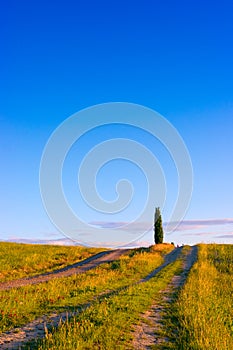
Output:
(154, 207), (164, 244)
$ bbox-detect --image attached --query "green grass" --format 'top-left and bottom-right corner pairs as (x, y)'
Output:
(36, 249), (186, 349)
(3, 242), (231, 349)
(0, 243), (174, 333)
(164, 244), (233, 350)
(0, 242), (105, 282)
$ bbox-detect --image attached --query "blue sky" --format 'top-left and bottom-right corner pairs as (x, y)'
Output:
(1, 0), (233, 246)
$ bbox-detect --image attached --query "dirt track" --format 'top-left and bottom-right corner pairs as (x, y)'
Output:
(132, 246), (198, 349)
(0, 246), (198, 349)
(0, 249), (130, 291)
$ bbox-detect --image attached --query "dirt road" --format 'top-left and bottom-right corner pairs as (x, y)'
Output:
(0, 246), (198, 349)
(132, 246), (198, 349)
(0, 249), (130, 291)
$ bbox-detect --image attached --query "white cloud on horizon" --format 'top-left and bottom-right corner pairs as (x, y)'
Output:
(5, 237), (77, 246)
(216, 234), (233, 239)
(181, 230), (233, 237)
(90, 218), (233, 233)
(4, 237), (152, 248)
(174, 218), (233, 231)
(89, 221), (153, 232)
(3, 218), (233, 247)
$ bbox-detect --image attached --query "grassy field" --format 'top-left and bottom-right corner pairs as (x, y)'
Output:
(164, 244), (233, 350)
(0, 243), (173, 333)
(36, 247), (186, 350)
(0, 242), (232, 349)
(0, 242), (105, 282)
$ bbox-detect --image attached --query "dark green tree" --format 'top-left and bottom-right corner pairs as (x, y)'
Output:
(154, 207), (164, 244)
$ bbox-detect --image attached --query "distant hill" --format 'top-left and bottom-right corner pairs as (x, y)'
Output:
(3, 237), (76, 246)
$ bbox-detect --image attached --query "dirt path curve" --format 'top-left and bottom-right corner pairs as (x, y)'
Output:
(139, 246), (183, 283)
(0, 249), (130, 291)
(132, 245), (198, 349)
(0, 249), (131, 349)
(0, 247), (195, 349)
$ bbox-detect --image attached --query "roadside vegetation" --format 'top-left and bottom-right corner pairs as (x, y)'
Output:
(0, 242), (104, 282)
(35, 246), (188, 349)
(165, 244), (233, 349)
(0, 243), (174, 334)
(1, 242), (231, 349)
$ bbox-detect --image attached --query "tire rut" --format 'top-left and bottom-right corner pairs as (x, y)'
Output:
(0, 249), (131, 349)
(139, 247), (183, 283)
(0, 247), (194, 349)
(132, 245), (198, 349)
(0, 249), (130, 291)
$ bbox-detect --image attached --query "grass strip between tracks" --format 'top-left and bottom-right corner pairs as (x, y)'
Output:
(0, 244), (173, 333)
(35, 247), (188, 349)
(162, 244), (233, 350)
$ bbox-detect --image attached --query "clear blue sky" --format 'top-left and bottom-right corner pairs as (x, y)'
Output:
(1, 0), (233, 246)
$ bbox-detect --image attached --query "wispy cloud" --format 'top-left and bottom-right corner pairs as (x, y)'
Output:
(4, 218), (233, 247)
(167, 218), (233, 232)
(88, 218), (233, 245)
(182, 230), (233, 237)
(182, 231), (217, 237)
(90, 221), (128, 229)
(89, 221), (153, 233)
(6, 237), (77, 246)
(215, 234), (233, 239)
(90, 218), (233, 233)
